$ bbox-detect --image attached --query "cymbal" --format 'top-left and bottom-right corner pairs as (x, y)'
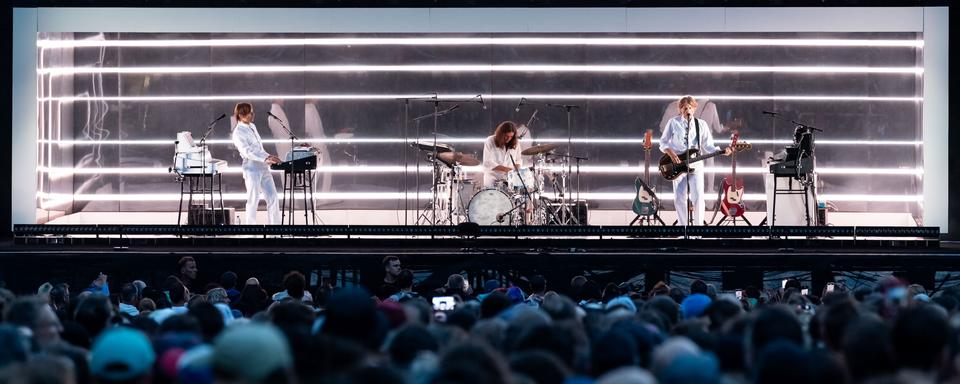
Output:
(521, 143), (557, 156)
(410, 141), (453, 153)
(437, 152), (481, 166)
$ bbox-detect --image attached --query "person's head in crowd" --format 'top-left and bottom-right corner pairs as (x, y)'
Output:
(90, 327), (156, 384)
(50, 283), (70, 311)
(704, 297), (742, 331)
(37, 282), (54, 303)
(187, 301), (225, 342)
(530, 275), (547, 296)
(601, 283), (621, 303)
(139, 298), (156, 314)
(206, 287), (229, 304)
(510, 350), (572, 384)
(445, 274), (467, 298)
(540, 294), (579, 322)
(432, 341), (512, 384)
(932, 294), (958, 313)
(646, 295), (680, 328)
(237, 277), (268, 318)
(690, 280), (708, 295)
(116, 283), (137, 308)
(213, 324), (293, 384)
(842, 313), (896, 382)
(3, 296), (63, 347)
(570, 275), (587, 295)
(396, 269), (414, 292)
(892, 304), (949, 374)
(820, 299), (859, 352)
(668, 287), (687, 304)
(752, 339), (812, 384)
(0, 324), (30, 368)
(220, 271), (238, 291)
(282, 271), (308, 302)
(480, 291), (512, 319)
(596, 367), (658, 384)
(0, 354), (77, 384)
(178, 256), (198, 286)
(579, 280), (602, 304)
(680, 292), (712, 320)
(651, 336), (720, 384)
(651, 281), (670, 297)
(593, 329), (640, 376)
(483, 279), (501, 294)
(321, 286), (387, 349)
(161, 276), (189, 307)
(747, 306), (804, 366)
(387, 323), (439, 367)
(382, 255), (401, 283)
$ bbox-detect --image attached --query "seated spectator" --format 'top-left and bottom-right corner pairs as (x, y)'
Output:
(272, 271), (313, 304)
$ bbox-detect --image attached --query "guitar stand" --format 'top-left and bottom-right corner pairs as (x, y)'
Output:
(709, 187), (752, 226)
(630, 213), (666, 226)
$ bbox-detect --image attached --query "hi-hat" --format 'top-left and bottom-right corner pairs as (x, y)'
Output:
(521, 143), (557, 156)
(437, 152), (481, 166)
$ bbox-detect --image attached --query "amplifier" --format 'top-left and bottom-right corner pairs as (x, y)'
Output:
(543, 200), (589, 226)
(187, 205), (234, 226)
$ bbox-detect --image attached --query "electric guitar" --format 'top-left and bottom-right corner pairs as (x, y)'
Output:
(720, 131), (746, 217)
(659, 142), (752, 181)
(633, 130), (659, 216)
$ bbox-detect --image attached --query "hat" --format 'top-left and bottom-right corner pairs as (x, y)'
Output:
(506, 287), (525, 304)
(605, 296), (638, 313)
(90, 327), (157, 382)
(213, 324), (292, 382)
(245, 277), (260, 286)
(680, 293), (712, 320)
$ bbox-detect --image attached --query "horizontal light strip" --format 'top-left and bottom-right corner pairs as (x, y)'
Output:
(36, 37), (925, 49)
(38, 138), (924, 146)
(37, 166), (923, 176)
(37, 94), (923, 103)
(37, 64), (924, 75)
(35, 191), (922, 203)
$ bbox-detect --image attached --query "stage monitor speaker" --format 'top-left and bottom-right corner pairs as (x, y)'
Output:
(187, 205), (234, 226)
(544, 200), (589, 226)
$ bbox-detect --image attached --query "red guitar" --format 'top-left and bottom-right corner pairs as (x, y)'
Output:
(719, 131), (746, 218)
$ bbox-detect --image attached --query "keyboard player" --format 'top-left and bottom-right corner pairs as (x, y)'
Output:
(231, 102), (282, 225)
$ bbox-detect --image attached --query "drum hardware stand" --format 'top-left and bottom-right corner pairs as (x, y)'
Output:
(547, 103), (582, 225)
(508, 154), (535, 225)
(410, 94), (482, 225)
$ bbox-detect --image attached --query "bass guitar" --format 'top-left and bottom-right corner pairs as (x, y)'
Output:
(719, 131), (746, 217)
(633, 129), (659, 217)
(658, 142), (751, 181)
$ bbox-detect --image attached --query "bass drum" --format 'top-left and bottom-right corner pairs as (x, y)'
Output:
(467, 189), (514, 225)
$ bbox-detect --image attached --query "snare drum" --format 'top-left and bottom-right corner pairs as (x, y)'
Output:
(467, 189), (514, 225)
(507, 168), (538, 193)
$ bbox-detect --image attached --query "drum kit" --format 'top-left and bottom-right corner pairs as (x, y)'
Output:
(412, 141), (585, 226)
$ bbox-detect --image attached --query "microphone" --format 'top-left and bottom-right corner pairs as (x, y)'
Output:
(267, 111), (285, 123)
(496, 213), (506, 223)
(207, 113), (226, 127)
(762, 110), (779, 116)
(478, 94), (486, 110)
(515, 97), (525, 112)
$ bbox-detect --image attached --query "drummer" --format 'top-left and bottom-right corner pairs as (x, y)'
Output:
(482, 121), (523, 188)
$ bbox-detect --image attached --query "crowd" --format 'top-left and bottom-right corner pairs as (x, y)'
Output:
(1, 255), (960, 384)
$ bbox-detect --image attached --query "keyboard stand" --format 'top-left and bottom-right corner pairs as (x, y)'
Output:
(279, 168), (317, 225)
(177, 171), (225, 226)
(771, 175), (812, 227)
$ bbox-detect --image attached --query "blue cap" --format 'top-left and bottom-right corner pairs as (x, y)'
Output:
(680, 293), (712, 320)
(90, 327), (157, 382)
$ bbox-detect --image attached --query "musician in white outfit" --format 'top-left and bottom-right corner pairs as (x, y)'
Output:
(659, 96), (730, 226)
(231, 102), (282, 225)
(482, 121), (523, 188)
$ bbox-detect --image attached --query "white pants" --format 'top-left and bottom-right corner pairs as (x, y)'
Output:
(242, 165), (280, 225)
(673, 171), (705, 226)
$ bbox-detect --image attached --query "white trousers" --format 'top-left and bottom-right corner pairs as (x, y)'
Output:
(242, 166), (280, 225)
(673, 170), (705, 226)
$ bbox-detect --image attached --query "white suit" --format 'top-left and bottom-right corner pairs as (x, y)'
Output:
(660, 115), (721, 226)
(232, 122), (281, 225)
(660, 99), (724, 194)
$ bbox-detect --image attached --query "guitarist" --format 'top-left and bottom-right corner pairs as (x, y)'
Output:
(659, 96), (732, 226)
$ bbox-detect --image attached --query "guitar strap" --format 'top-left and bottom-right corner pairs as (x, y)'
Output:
(692, 118), (701, 152)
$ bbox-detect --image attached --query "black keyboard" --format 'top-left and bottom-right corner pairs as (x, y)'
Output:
(769, 157), (813, 176)
(270, 155), (318, 172)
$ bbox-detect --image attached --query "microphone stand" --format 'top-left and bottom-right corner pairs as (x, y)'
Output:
(409, 94), (478, 225)
(508, 154), (534, 225)
(547, 102), (582, 225)
(198, 116), (221, 226)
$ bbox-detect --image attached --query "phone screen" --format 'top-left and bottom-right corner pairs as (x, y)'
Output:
(801, 288), (809, 295)
(432, 296), (456, 311)
(826, 283), (835, 292)
(735, 290), (743, 300)
(781, 279), (788, 289)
